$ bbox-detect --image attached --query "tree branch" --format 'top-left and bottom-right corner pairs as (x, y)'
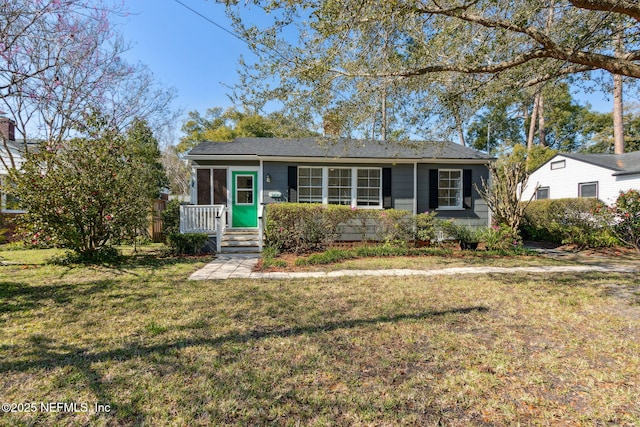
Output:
(569, 0), (640, 22)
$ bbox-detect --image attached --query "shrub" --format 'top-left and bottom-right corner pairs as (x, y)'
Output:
(441, 221), (483, 243)
(166, 232), (209, 255)
(375, 209), (414, 244)
(162, 199), (182, 235)
(521, 198), (618, 248)
(414, 211), (438, 242)
(265, 204), (440, 254)
(265, 204), (355, 254)
(604, 190), (640, 252)
(48, 246), (122, 265)
(482, 224), (522, 251)
(13, 215), (61, 248)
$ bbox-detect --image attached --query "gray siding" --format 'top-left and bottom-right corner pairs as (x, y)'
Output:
(261, 161), (417, 209)
(417, 163), (490, 228)
(391, 164), (414, 211)
(262, 162), (290, 203)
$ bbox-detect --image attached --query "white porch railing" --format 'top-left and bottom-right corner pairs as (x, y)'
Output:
(258, 203), (265, 252)
(179, 204), (225, 235)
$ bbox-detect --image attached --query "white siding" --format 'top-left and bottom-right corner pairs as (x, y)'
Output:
(0, 147), (25, 175)
(522, 155), (640, 206)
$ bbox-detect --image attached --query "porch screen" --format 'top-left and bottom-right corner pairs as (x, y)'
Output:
(196, 169), (211, 205)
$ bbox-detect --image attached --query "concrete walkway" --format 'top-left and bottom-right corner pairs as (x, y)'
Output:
(189, 254), (638, 280)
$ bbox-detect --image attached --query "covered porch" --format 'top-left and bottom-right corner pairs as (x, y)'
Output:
(179, 204), (264, 253)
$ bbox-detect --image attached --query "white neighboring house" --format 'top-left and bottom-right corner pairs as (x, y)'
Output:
(0, 117), (35, 214)
(521, 151), (640, 206)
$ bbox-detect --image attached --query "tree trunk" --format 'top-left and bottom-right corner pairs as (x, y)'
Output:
(381, 82), (387, 141)
(454, 109), (466, 146)
(613, 27), (625, 154)
(613, 73), (624, 154)
(538, 95), (546, 147)
(527, 91), (541, 151)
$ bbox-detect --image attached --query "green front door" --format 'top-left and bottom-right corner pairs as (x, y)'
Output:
(231, 171), (258, 228)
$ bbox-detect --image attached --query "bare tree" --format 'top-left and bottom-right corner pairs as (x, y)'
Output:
(476, 155), (538, 234)
(161, 146), (190, 196)
(0, 0), (176, 169)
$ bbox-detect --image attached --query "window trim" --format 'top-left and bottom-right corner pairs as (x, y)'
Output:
(356, 168), (382, 208)
(327, 167), (353, 205)
(550, 160), (566, 170)
(234, 174), (255, 206)
(437, 169), (463, 210)
(536, 186), (550, 200)
(297, 166), (382, 208)
(578, 181), (598, 198)
(297, 166), (324, 203)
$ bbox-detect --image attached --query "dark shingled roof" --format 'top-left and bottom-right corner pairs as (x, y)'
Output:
(559, 151), (640, 176)
(187, 137), (494, 160)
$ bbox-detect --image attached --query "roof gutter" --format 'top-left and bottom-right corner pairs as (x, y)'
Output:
(185, 154), (493, 165)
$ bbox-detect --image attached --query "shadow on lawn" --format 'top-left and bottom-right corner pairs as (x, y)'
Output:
(0, 280), (118, 315)
(2, 305), (490, 372)
(0, 305), (488, 422)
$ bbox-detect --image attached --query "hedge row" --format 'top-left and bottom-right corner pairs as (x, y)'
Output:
(264, 204), (437, 254)
(520, 198), (618, 248)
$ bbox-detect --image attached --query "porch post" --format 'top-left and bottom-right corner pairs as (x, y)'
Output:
(215, 209), (222, 253)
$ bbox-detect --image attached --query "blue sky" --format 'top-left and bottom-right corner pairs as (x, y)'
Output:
(120, 0), (617, 142)
(120, 0), (254, 122)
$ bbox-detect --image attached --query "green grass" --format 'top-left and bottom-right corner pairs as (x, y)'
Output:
(1, 247), (640, 426)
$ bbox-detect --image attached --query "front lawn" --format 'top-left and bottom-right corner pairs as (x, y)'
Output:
(1, 247), (639, 426)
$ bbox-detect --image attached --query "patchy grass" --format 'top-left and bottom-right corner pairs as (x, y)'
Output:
(261, 246), (572, 272)
(1, 249), (640, 426)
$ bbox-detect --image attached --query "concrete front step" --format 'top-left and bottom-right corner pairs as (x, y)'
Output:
(220, 246), (261, 254)
(219, 228), (261, 253)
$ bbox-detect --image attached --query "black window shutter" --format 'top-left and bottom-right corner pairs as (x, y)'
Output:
(382, 167), (392, 209)
(288, 166), (298, 202)
(463, 169), (472, 209)
(429, 169), (438, 209)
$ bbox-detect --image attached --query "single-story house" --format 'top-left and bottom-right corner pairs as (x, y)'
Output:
(521, 151), (640, 206)
(182, 137), (493, 252)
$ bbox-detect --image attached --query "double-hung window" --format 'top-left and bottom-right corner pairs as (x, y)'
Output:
(328, 168), (352, 205)
(356, 168), (381, 207)
(438, 169), (462, 209)
(298, 167), (323, 203)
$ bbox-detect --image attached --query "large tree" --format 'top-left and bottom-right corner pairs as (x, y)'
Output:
(9, 114), (166, 260)
(467, 83), (595, 153)
(223, 0), (639, 140)
(177, 106), (318, 153)
(0, 0), (177, 169)
(582, 104), (640, 153)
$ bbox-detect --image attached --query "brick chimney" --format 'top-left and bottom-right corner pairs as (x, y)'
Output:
(0, 117), (16, 142)
(322, 112), (343, 137)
